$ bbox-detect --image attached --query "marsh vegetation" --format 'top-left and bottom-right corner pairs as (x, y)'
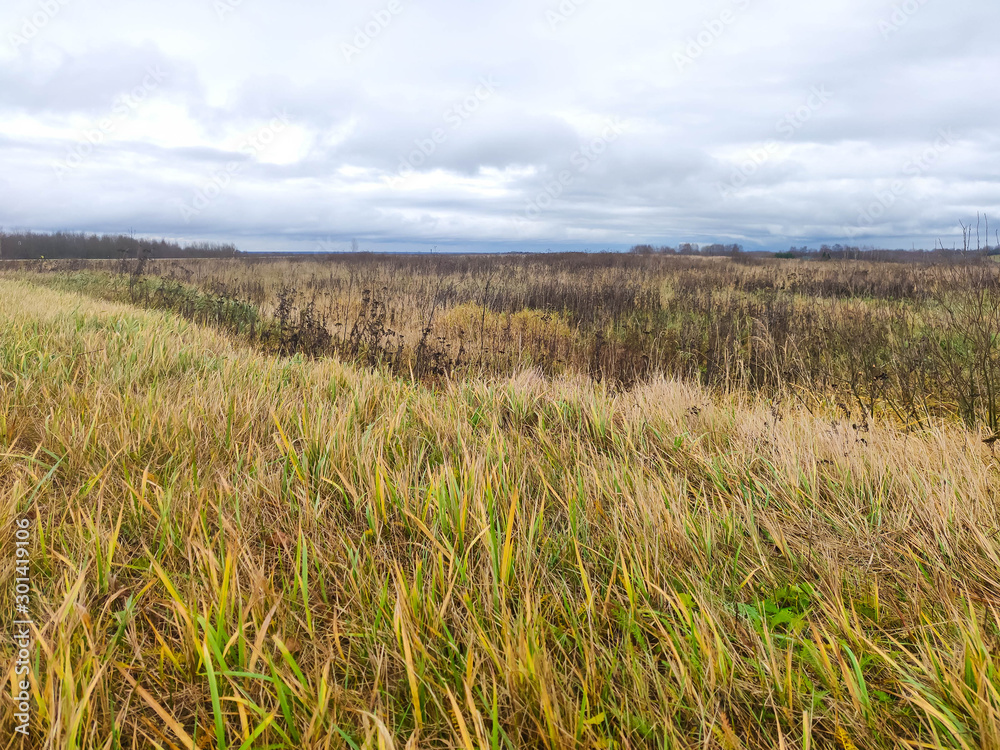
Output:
(2, 253), (1000, 749)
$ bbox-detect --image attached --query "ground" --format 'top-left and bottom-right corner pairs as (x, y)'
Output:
(2, 269), (1000, 749)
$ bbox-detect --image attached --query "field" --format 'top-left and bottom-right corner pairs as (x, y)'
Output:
(3, 254), (1000, 749)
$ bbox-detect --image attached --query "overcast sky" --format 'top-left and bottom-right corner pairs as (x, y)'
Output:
(1, 0), (998, 252)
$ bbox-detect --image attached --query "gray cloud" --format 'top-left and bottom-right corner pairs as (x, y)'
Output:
(0, 0), (998, 252)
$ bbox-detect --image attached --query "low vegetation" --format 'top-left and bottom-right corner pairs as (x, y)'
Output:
(14, 252), (1000, 428)
(1, 255), (1000, 748)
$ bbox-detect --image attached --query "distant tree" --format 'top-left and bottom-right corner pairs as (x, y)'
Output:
(0, 230), (241, 260)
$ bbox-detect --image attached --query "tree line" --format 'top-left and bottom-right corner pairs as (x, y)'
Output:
(0, 231), (240, 260)
(630, 242), (999, 262)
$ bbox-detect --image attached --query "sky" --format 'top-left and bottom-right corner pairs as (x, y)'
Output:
(1, 0), (998, 253)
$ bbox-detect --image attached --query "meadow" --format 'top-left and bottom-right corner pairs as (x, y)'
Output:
(2, 253), (1000, 749)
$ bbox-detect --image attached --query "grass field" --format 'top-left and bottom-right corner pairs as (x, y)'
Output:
(3, 257), (1000, 749)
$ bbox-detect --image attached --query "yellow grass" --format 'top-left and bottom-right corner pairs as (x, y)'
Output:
(2, 277), (1000, 749)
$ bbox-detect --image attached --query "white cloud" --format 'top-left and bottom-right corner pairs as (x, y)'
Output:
(0, 0), (998, 251)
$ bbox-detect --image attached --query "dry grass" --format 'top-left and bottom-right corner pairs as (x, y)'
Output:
(13, 253), (1000, 427)
(2, 275), (1000, 749)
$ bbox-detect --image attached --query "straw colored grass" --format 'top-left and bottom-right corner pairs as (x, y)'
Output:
(2, 278), (1000, 749)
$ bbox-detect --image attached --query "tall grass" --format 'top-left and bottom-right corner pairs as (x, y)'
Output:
(12, 252), (1000, 426)
(3, 278), (1000, 748)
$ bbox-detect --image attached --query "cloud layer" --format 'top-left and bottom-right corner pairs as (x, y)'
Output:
(2, 0), (998, 252)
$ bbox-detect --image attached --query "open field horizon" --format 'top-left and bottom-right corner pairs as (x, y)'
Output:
(3, 255), (1000, 748)
(4, 0), (1000, 745)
